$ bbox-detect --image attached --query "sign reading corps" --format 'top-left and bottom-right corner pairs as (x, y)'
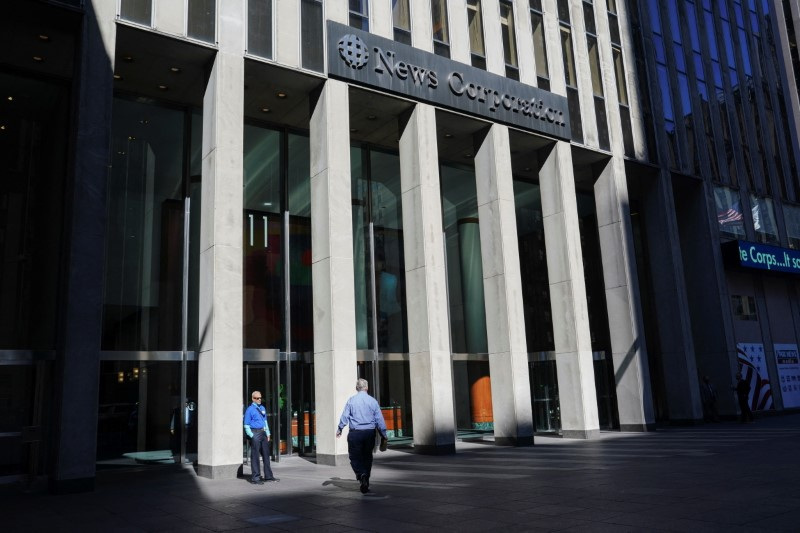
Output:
(328, 22), (571, 141)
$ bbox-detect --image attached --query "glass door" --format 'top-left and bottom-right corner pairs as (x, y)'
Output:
(243, 363), (279, 461)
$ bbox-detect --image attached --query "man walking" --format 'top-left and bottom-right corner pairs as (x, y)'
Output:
(244, 390), (279, 484)
(337, 379), (388, 494)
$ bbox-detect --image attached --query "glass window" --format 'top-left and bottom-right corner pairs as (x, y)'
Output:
(119, 0), (152, 26)
(248, 0), (273, 59)
(530, 9), (549, 84)
(588, 36), (603, 96)
(557, 0), (571, 23)
(301, 0), (324, 72)
(440, 164), (487, 355)
(613, 47), (629, 105)
(350, 0), (370, 31)
(244, 126), (283, 349)
(513, 180), (553, 352)
(0, 73), (69, 349)
(784, 204), (800, 249)
(351, 147), (408, 354)
(103, 98), (186, 350)
(187, 0), (216, 43)
(431, 0), (450, 57)
(467, 0), (486, 68)
(393, 0), (412, 45)
(750, 194), (779, 244)
(714, 185), (745, 240)
(561, 26), (576, 87)
(731, 295), (758, 320)
(500, 1), (519, 79)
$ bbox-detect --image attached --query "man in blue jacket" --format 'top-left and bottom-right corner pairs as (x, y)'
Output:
(244, 390), (279, 485)
(337, 379), (388, 494)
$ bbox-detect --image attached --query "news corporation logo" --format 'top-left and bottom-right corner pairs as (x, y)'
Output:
(338, 34), (370, 70)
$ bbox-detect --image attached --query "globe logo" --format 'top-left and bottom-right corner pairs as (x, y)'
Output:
(338, 34), (370, 69)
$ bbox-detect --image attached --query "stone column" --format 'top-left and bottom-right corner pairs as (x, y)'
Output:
(399, 104), (456, 454)
(474, 125), (534, 446)
(197, 0), (245, 479)
(411, 0), (434, 52)
(50, 0), (116, 494)
(539, 141), (600, 439)
(309, 80), (358, 466)
(641, 170), (704, 422)
(594, 159), (656, 431)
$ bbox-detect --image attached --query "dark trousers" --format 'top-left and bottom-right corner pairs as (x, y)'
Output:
(738, 397), (754, 422)
(250, 431), (274, 481)
(347, 429), (376, 479)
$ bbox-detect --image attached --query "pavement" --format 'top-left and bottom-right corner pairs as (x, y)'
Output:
(3, 414), (800, 532)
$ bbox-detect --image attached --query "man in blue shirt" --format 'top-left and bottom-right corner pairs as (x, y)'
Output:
(243, 390), (279, 485)
(337, 379), (388, 494)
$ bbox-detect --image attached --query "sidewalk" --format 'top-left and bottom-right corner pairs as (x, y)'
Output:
(4, 414), (800, 532)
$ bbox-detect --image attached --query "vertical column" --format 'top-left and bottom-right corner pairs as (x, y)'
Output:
(411, 0), (434, 51)
(399, 104), (456, 454)
(309, 80), (358, 465)
(539, 142), (600, 439)
(50, 0), (116, 493)
(197, 0), (245, 479)
(481, 0), (505, 75)
(372, 0), (393, 39)
(474, 125), (534, 446)
(594, 159), (655, 431)
(447, 0), (471, 64)
(641, 171), (704, 421)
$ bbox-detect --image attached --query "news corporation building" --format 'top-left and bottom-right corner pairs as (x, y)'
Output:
(3, 0), (800, 491)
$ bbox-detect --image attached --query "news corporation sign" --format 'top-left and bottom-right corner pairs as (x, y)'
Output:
(327, 21), (571, 141)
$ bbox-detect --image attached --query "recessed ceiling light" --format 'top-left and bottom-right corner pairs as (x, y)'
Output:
(260, 107), (270, 113)
(124, 56), (134, 63)
(0, 125), (6, 130)
(169, 67), (182, 73)
(157, 85), (168, 91)
(350, 128), (358, 133)
(128, 135), (136, 140)
(113, 74), (122, 80)
(7, 96), (12, 101)
(444, 132), (453, 138)
(33, 56), (44, 62)
(276, 92), (287, 99)
(38, 34), (50, 42)
(367, 115), (376, 120)
(464, 153), (472, 158)
(524, 167), (531, 171)
(139, 119), (149, 125)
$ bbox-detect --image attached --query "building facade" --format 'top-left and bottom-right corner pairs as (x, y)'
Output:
(1, 0), (798, 491)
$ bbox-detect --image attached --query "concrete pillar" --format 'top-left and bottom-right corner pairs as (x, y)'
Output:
(309, 80), (358, 466)
(641, 170), (704, 422)
(399, 104), (456, 454)
(474, 125), (534, 446)
(50, 0), (116, 494)
(513, 0), (536, 86)
(372, 0), (393, 39)
(481, 0), (505, 75)
(197, 0), (245, 479)
(539, 142), (600, 439)
(594, 159), (655, 431)
(447, 0), (471, 64)
(411, 0), (434, 52)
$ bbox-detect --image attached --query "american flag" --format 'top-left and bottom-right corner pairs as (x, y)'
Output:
(737, 347), (773, 411)
(718, 203), (743, 225)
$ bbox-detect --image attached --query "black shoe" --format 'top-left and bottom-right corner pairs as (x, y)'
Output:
(264, 477), (280, 482)
(359, 474), (369, 494)
(250, 479), (264, 485)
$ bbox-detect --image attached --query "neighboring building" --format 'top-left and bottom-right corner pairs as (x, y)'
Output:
(0, 0), (797, 492)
